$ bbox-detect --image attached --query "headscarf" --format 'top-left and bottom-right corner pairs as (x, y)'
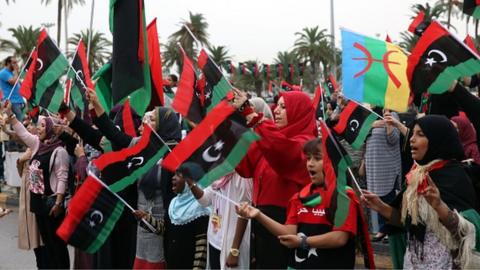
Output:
(415, 115), (464, 165)
(168, 162), (210, 225)
(250, 97), (273, 120)
(153, 107), (181, 142)
(451, 115), (480, 164)
(139, 107), (182, 200)
(400, 115), (477, 267)
(277, 91), (317, 138)
(37, 116), (64, 155)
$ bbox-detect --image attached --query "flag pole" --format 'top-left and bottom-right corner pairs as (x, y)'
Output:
(330, 0), (336, 78)
(348, 98), (384, 120)
(183, 24), (235, 90)
(87, 171), (158, 232)
(321, 120), (364, 196)
(86, 0), (95, 63)
(146, 123), (173, 152)
(7, 47), (36, 100)
(319, 83), (327, 120)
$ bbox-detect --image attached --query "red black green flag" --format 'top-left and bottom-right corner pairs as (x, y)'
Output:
(110, 0), (151, 115)
(92, 62), (113, 113)
(67, 40), (93, 114)
(320, 121), (352, 228)
(289, 64), (295, 79)
(407, 21), (480, 95)
(197, 49), (233, 112)
(332, 101), (379, 149)
(263, 64), (270, 80)
(464, 34), (479, 55)
(324, 74), (338, 96)
(463, 0), (480, 19)
(172, 49), (204, 124)
(19, 29), (68, 112)
(162, 101), (259, 187)
(56, 175), (124, 253)
(312, 84), (326, 120)
(146, 18), (164, 109)
(119, 99), (137, 137)
(92, 124), (168, 192)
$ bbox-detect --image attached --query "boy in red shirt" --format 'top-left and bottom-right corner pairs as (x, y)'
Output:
(236, 138), (359, 269)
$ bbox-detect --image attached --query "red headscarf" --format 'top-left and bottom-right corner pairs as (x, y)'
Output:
(451, 115), (480, 164)
(277, 91), (317, 139)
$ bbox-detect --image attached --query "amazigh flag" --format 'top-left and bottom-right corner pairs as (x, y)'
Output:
(197, 49), (233, 111)
(332, 101), (379, 149)
(342, 29), (410, 112)
(19, 29), (68, 112)
(93, 124), (168, 192)
(162, 101), (260, 187)
(92, 62), (113, 113)
(146, 18), (164, 109)
(110, 0), (151, 115)
(172, 48), (204, 124)
(320, 121), (352, 228)
(56, 175), (124, 253)
(324, 74), (338, 97)
(464, 35), (479, 55)
(463, 0), (480, 19)
(67, 40), (93, 113)
(407, 21), (480, 96)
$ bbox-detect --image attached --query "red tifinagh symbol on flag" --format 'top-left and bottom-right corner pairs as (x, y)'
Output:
(351, 42), (402, 88)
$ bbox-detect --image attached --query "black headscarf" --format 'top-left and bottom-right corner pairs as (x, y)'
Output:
(140, 107), (182, 200)
(415, 115), (465, 165)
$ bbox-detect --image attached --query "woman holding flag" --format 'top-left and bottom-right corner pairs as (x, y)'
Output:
(362, 115), (480, 269)
(232, 90), (316, 269)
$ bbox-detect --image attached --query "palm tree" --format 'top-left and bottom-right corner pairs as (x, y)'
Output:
(207, 45), (231, 71)
(399, 31), (419, 52)
(0, 25), (40, 61)
(162, 39), (182, 73)
(294, 26), (330, 77)
(68, 29), (111, 73)
(169, 12), (210, 59)
(232, 60), (263, 96)
(40, 0), (85, 46)
(273, 50), (300, 84)
(410, 3), (453, 29)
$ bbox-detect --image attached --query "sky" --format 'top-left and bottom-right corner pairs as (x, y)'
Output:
(0, 0), (470, 65)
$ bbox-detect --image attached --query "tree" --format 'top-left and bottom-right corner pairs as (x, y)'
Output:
(68, 29), (112, 73)
(207, 45), (231, 70)
(0, 25), (40, 61)
(40, 0), (85, 46)
(232, 60), (263, 96)
(294, 26), (330, 77)
(169, 12), (209, 60)
(162, 39), (182, 73)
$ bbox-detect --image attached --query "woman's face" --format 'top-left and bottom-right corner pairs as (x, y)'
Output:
(139, 111), (156, 135)
(410, 124), (429, 161)
(273, 96), (288, 128)
(306, 145), (324, 185)
(37, 119), (47, 141)
(171, 172), (186, 194)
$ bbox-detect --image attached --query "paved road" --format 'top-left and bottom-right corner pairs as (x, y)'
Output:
(0, 205), (36, 269)
(0, 205), (74, 270)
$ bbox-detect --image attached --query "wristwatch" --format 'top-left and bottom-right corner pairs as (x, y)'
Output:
(297, 232), (309, 250)
(230, 248), (240, 257)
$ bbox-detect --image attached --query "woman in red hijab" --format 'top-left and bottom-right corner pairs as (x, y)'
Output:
(451, 115), (480, 165)
(233, 90), (317, 269)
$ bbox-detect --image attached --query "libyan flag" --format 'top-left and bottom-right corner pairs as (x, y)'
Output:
(110, 0), (151, 115)
(92, 124), (168, 192)
(407, 21), (480, 95)
(56, 175), (124, 253)
(20, 29), (68, 112)
(312, 84), (326, 120)
(68, 40), (94, 114)
(197, 49), (233, 112)
(464, 0), (480, 19)
(92, 62), (113, 113)
(332, 101), (379, 149)
(162, 100), (260, 187)
(320, 121), (352, 228)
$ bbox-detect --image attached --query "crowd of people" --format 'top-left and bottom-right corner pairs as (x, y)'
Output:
(1, 51), (480, 270)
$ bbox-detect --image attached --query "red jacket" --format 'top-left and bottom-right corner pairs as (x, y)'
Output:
(238, 91), (317, 207)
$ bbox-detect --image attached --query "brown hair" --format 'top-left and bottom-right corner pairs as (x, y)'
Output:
(303, 138), (322, 156)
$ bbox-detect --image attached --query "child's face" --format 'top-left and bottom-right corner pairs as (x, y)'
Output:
(306, 145), (324, 185)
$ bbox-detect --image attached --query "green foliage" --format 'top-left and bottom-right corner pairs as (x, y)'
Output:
(0, 25), (40, 62)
